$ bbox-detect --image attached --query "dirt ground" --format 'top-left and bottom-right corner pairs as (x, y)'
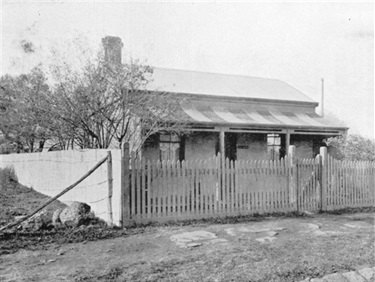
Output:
(1, 212), (374, 282)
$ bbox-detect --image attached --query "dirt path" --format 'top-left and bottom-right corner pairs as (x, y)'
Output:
(1, 212), (374, 282)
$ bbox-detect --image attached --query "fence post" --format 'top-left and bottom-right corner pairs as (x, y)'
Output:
(121, 142), (130, 227)
(288, 145), (298, 211)
(319, 147), (328, 211)
(107, 151), (113, 226)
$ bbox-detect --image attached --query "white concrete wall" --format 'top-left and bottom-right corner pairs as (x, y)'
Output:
(0, 149), (122, 226)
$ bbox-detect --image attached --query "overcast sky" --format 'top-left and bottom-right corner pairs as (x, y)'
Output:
(1, 1), (374, 138)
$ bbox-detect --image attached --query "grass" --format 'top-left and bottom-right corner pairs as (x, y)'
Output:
(0, 166), (66, 227)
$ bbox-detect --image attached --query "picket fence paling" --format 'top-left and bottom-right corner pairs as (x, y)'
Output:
(122, 149), (375, 224)
(326, 155), (375, 209)
(127, 154), (292, 221)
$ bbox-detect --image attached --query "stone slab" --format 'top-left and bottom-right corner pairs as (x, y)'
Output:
(322, 273), (349, 282)
(310, 278), (324, 282)
(342, 271), (366, 282)
(357, 268), (375, 281)
(170, 231), (217, 247)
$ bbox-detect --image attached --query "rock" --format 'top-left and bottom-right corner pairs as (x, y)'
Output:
(341, 271), (367, 282)
(255, 236), (277, 243)
(186, 242), (202, 248)
(170, 231), (217, 248)
(47, 259), (56, 263)
(321, 272), (347, 282)
(21, 210), (52, 231)
(52, 209), (63, 226)
(357, 267), (375, 281)
(14, 215), (26, 221)
(59, 202), (91, 227)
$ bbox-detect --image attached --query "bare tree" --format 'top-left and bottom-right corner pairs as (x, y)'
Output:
(49, 53), (188, 151)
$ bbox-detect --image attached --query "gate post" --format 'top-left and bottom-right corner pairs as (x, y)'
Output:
(288, 145), (298, 211)
(319, 147), (328, 211)
(121, 142), (130, 227)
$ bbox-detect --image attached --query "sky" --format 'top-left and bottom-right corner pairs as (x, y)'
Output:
(1, 1), (374, 138)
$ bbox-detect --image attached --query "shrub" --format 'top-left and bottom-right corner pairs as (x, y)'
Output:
(325, 134), (375, 162)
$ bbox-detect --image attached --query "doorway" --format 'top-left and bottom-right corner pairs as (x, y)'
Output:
(225, 133), (237, 161)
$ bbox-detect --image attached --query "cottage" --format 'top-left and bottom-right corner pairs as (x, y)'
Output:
(102, 36), (347, 161)
(141, 67), (347, 162)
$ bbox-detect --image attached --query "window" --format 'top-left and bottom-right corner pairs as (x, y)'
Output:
(267, 134), (281, 160)
(159, 133), (181, 161)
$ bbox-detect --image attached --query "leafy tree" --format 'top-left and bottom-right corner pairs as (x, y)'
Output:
(0, 67), (51, 152)
(325, 134), (375, 162)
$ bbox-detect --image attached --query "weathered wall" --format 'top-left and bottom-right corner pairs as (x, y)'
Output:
(143, 135), (160, 161)
(142, 132), (317, 161)
(185, 132), (219, 161)
(0, 149), (122, 225)
(236, 133), (268, 160)
(291, 135), (314, 159)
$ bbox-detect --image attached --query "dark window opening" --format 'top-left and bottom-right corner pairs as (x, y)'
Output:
(159, 133), (184, 162)
(267, 134), (281, 160)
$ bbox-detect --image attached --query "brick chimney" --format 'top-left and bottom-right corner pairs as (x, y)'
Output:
(102, 36), (123, 67)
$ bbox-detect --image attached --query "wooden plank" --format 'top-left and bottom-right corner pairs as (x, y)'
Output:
(120, 143), (130, 227)
(230, 160), (235, 213)
(199, 160), (204, 215)
(130, 152), (136, 218)
(367, 162), (371, 205)
(214, 155), (219, 214)
(342, 160), (346, 208)
(141, 158), (146, 218)
(335, 158), (339, 208)
(327, 155), (331, 208)
(205, 158), (210, 215)
(349, 161), (353, 207)
(332, 158), (337, 207)
(166, 160), (172, 217)
(170, 160), (175, 217)
(191, 160), (196, 215)
(209, 157), (214, 215)
(156, 160), (161, 218)
(236, 160), (240, 214)
(280, 158), (285, 209)
(238, 160), (243, 213)
(187, 161), (192, 215)
(245, 160), (250, 212)
(223, 158), (230, 213)
(176, 160), (181, 217)
(136, 156), (142, 218)
(107, 151), (113, 226)
(181, 160), (186, 216)
(147, 159), (152, 218)
(161, 160), (166, 218)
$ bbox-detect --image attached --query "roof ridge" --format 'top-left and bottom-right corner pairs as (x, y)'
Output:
(152, 66), (281, 81)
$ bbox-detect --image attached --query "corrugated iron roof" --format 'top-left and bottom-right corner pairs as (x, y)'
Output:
(179, 101), (346, 130)
(148, 67), (316, 104)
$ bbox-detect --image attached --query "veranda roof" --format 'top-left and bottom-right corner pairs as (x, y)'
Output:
(178, 101), (347, 131)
